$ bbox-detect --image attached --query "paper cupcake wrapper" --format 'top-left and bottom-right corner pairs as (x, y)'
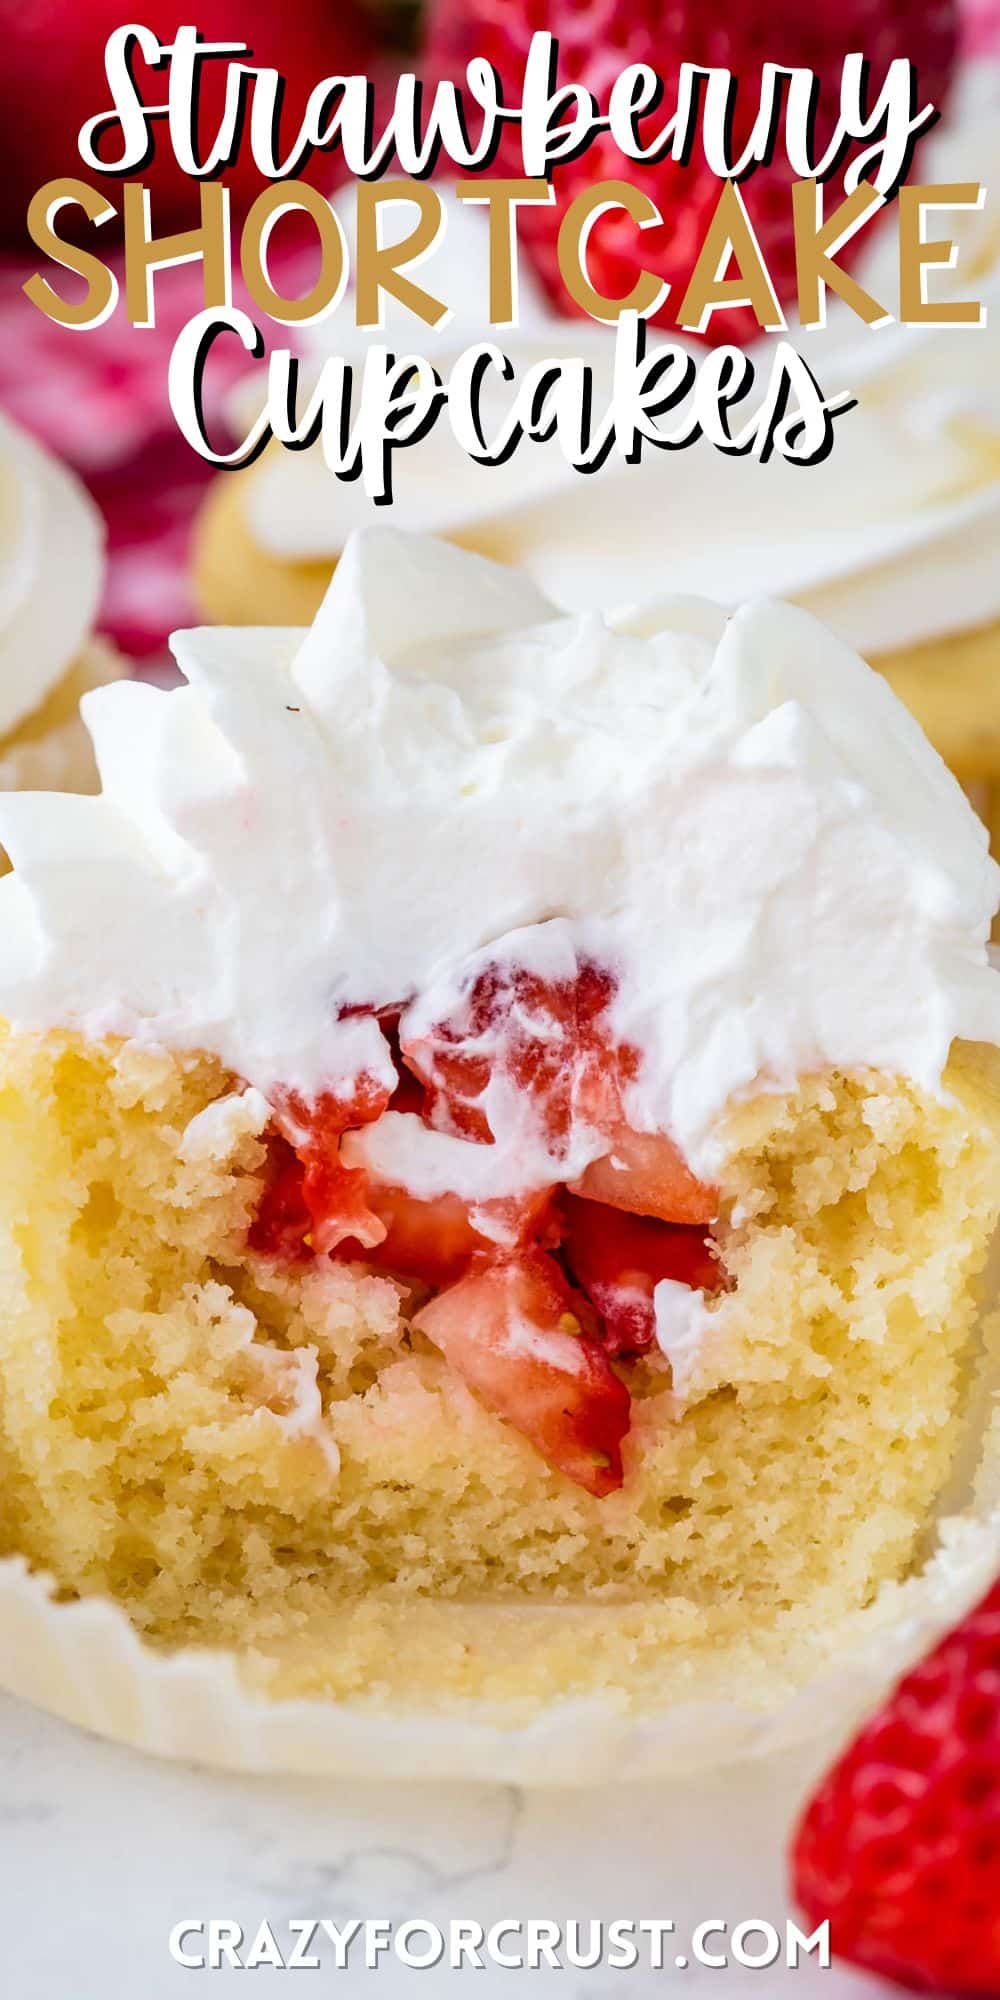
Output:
(0, 1519), (995, 1783)
(0, 1430), (996, 1783)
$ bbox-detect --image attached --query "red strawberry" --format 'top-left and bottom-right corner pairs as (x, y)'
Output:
(425, 0), (958, 347)
(250, 1076), (392, 1260)
(560, 1192), (723, 1355)
(248, 1133), (315, 1261)
(791, 1577), (1000, 1995)
(402, 956), (629, 1155)
(0, 0), (377, 246)
(337, 1183), (493, 1286)
(413, 1249), (631, 1494)
(336, 1182), (555, 1288)
(571, 1123), (718, 1226)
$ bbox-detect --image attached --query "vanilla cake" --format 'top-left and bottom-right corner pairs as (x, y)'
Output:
(0, 531), (998, 1718)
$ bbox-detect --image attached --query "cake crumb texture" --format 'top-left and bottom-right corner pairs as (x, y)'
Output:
(0, 1029), (998, 1716)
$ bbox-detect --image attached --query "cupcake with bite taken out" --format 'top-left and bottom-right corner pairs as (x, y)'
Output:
(0, 530), (998, 1742)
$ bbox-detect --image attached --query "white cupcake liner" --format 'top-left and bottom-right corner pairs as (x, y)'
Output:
(0, 1458), (995, 1783)
(2, 1198), (997, 1784)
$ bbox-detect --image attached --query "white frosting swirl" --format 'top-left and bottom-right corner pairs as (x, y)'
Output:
(0, 529), (995, 1187)
(0, 414), (105, 736)
(244, 66), (1000, 658)
(504, 61), (1000, 656)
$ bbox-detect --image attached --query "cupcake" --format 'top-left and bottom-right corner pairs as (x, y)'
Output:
(0, 412), (125, 796)
(485, 60), (1000, 836)
(193, 66), (1000, 823)
(0, 529), (998, 1751)
(192, 184), (610, 626)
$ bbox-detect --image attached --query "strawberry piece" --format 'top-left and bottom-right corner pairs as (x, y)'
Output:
(402, 956), (632, 1159)
(791, 1577), (1000, 1995)
(413, 1250), (631, 1495)
(337, 1184), (489, 1287)
(251, 1075), (393, 1259)
(559, 1193), (723, 1356)
(248, 1133), (313, 1261)
(425, 0), (958, 348)
(572, 1124), (718, 1226)
(337, 1184), (555, 1288)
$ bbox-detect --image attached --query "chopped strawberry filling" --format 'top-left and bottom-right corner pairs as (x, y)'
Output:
(413, 1251), (631, 1497)
(336, 1184), (555, 1289)
(248, 957), (726, 1494)
(571, 1124), (718, 1226)
(402, 958), (631, 1156)
(248, 1134), (313, 1261)
(336, 1185), (489, 1287)
(559, 1193), (725, 1358)
(250, 1076), (392, 1259)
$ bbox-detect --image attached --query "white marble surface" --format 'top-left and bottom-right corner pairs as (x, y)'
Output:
(0, 1690), (894, 1999)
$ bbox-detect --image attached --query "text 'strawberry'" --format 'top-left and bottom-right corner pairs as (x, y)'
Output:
(425, 0), (958, 346)
(0, 0), (376, 246)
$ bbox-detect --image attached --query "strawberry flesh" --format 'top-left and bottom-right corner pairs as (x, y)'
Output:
(248, 961), (724, 1495)
(572, 1124), (718, 1226)
(560, 1193), (724, 1357)
(413, 1250), (631, 1496)
(336, 1183), (555, 1289)
(401, 957), (632, 1158)
(248, 1133), (314, 1261)
(250, 1076), (391, 1259)
(791, 1577), (1000, 1995)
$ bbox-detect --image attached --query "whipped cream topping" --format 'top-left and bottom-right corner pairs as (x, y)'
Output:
(244, 66), (1000, 659)
(0, 530), (996, 1194)
(0, 413), (105, 737)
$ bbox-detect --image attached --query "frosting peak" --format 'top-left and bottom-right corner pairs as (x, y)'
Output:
(0, 528), (995, 1184)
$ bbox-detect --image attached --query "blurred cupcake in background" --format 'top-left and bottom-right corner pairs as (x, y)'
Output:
(0, 0), (384, 666)
(0, 256), (267, 672)
(0, 412), (125, 796)
(192, 185), (611, 625)
(486, 55), (1000, 835)
(193, 0), (1000, 833)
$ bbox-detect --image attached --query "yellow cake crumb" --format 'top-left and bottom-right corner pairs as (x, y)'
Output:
(0, 1028), (998, 1717)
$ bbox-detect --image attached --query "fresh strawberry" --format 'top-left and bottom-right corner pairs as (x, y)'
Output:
(251, 1076), (392, 1259)
(425, 0), (958, 347)
(572, 1124), (717, 1226)
(0, 0), (377, 246)
(248, 974), (715, 1496)
(248, 1132), (313, 1260)
(402, 956), (632, 1156)
(413, 1249), (631, 1495)
(337, 1183), (555, 1288)
(559, 1192), (723, 1356)
(791, 1577), (1000, 1995)
(337, 1184), (490, 1286)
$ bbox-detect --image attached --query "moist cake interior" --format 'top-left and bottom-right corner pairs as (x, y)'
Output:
(1, 1028), (998, 1714)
